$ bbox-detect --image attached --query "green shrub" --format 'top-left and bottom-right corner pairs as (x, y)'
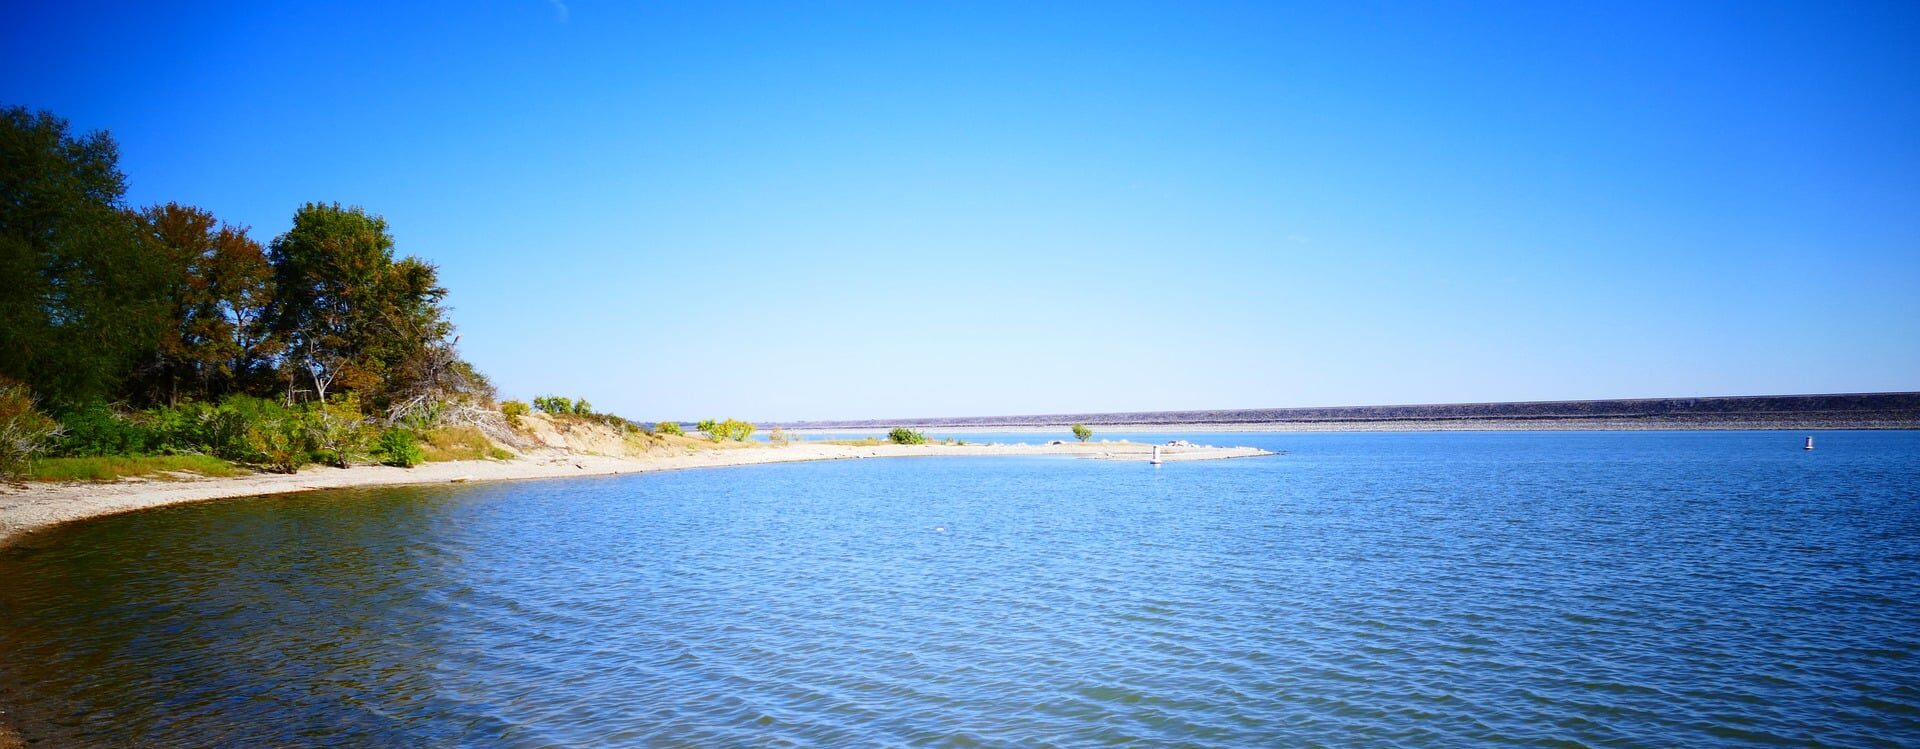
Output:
(377, 428), (425, 468)
(138, 405), (194, 453)
(888, 427), (927, 445)
(655, 421), (684, 436)
(184, 402), (252, 460)
(309, 394), (373, 468)
(0, 380), (60, 480)
(698, 418), (754, 442)
(137, 401), (253, 459)
(531, 396), (600, 418)
(1071, 424), (1093, 442)
(245, 405), (314, 474)
(501, 400), (530, 426)
(54, 403), (149, 457)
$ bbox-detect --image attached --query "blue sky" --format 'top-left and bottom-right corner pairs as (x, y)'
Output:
(5, 1), (1916, 420)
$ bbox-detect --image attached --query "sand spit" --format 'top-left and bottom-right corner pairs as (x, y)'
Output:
(0, 441), (1269, 548)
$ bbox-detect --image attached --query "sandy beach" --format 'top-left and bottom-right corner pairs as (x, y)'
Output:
(0, 440), (1270, 549)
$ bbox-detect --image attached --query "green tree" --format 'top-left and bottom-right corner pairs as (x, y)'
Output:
(1071, 424), (1093, 442)
(269, 203), (398, 403)
(268, 203), (477, 413)
(129, 203), (276, 405)
(0, 107), (168, 407)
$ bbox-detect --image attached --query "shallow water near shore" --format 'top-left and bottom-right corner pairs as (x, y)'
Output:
(2, 431), (1917, 746)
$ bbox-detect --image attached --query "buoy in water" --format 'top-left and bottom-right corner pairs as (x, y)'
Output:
(1150, 445), (1163, 465)
(1804, 436), (1815, 451)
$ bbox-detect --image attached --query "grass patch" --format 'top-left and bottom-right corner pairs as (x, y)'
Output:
(29, 455), (249, 482)
(421, 426), (508, 462)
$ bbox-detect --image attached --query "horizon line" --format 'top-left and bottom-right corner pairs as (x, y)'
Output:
(771, 390), (1920, 426)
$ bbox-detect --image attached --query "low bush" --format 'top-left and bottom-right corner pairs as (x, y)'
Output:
(501, 400), (530, 426)
(310, 394), (374, 468)
(533, 396), (595, 417)
(888, 427), (927, 445)
(244, 404), (315, 473)
(378, 428), (425, 468)
(1071, 424), (1093, 442)
(1, 380), (60, 480)
(655, 421), (684, 436)
(141, 401), (253, 459)
(697, 418), (755, 442)
(55, 403), (149, 457)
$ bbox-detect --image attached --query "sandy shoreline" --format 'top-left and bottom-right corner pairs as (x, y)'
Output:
(0, 441), (1270, 550)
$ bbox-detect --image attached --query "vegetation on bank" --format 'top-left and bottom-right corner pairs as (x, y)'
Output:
(0, 104), (772, 481)
(501, 400), (530, 426)
(1072, 424), (1093, 442)
(0, 106), (491, 479)
(27, 455), (249, 482)
(697, 419), (755, 442)
(889, 428), (927, 445)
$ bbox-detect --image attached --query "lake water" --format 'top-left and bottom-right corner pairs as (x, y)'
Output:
(2, 431), (1917, 747)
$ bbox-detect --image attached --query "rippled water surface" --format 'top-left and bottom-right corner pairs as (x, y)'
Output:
(3, 431), (1918, 747)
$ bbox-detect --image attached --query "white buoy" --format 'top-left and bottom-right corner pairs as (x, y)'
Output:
(1804, 436), (1815, 451)
(1150, 445), (1163, 465)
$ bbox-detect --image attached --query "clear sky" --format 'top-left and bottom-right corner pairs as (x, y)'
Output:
(4, 1), (1916, 421)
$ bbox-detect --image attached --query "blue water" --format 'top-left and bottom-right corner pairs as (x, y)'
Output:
(1, 431), (1916, 747)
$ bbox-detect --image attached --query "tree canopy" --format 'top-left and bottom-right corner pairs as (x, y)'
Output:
(0, 107), (168, 405)
(0, 106), (489, 417)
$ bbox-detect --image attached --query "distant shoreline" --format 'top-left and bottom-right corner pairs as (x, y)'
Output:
(775, 391), (1920, 433)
